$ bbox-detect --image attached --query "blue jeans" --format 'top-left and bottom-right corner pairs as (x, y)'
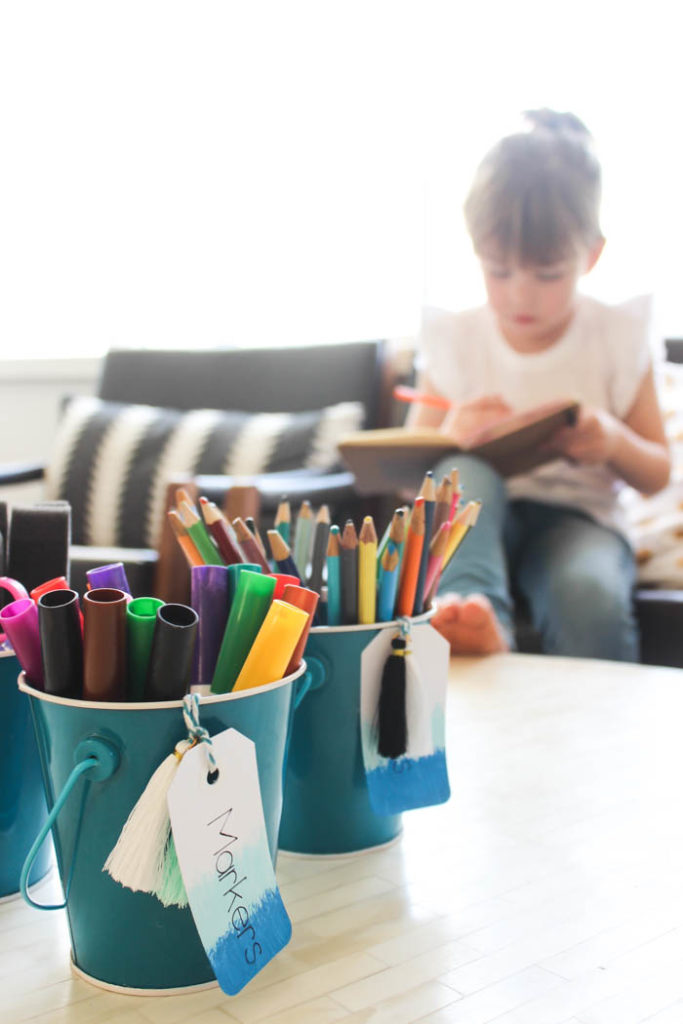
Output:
(434, 454), (640, 662)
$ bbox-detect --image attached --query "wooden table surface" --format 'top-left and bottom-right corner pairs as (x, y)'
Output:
(4, 653), (683, 1024)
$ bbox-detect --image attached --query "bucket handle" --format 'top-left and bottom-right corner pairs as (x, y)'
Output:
(20, 737), (120, 911)
(301, 654), (326, 693)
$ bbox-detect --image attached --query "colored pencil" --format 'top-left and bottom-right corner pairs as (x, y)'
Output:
(245, 516), (268, 558)
(233, 517), (271, 572)
(292, 500), (314, 579)
(425, 501), (481, 607)
(396, 497), (425, 618)
(325, 525), (342, 626)
(358, 515), (378, 624)
(376, 505), (408, 580)
(339, 520), (359, 625)
(178, 501), (225, 566)
(307, 504), (331, 594)
(267, 529), (303, 580)
(392, 385), (452, 409)
(413, 473), (436, 615)
(422, 521), (450, 607)
(175, 486), (198, 513)
(449, 468), (461, 520)
(274, 497), (291, 544)
(167, 510), (204, 568)
(443, 500), (480, 567)
(199, 498), (245, 565)
(377, 541), (400, 622)
(431, 475), (453, 538)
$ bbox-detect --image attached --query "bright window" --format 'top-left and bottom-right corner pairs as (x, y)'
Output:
(2, 3), (681, 359)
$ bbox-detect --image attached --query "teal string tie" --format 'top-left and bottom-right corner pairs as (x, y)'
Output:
(181, 693), (217, 773)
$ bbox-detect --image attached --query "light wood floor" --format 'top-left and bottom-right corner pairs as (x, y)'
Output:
(4, 652), (683, 1024)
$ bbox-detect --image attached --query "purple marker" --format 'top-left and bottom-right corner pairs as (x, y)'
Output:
(86, 562), (131, 595)
(190, 565), (230, 689)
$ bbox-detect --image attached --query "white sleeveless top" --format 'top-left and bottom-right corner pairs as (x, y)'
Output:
(417, 294), (652, 536)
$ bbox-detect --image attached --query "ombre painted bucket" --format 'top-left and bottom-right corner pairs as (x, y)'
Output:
(19, 664), (309, 993)
(279, 611), (432, 856)
(0, 650), (51, 898)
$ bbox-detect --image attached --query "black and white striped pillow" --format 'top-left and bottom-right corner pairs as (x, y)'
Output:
(44, 397), (364, 548)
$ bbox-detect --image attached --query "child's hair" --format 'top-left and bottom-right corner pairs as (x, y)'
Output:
(464, 109), (603, 265)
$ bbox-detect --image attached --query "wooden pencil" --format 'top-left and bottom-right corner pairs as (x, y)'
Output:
(422, 521), (450, 607)
(274, 497), (291, 544)
(425, 501), (481, 607)
(443, 500), (480, 567)
(396, 497), (425, 618)
(339, 520), (359, 625)
(431, 475), (453, 538)
(292, 500), (314, 579)
(326, 525), (342, 626)
(266, 529), (302, 580)
(307, 504), (331, 594)
(167, 509), (204, 568)
(413, 473), (436, 615)
(358, 515), (378, 624)
(233, 517), (271, 572)
(175, 487), (197, 514)
(376, 506), (407, 580)
(245, 516), (267, 559)
(178, 501), (225, 566)
(449, 467), (461, 520)
(199, 497), (245, 565)
(377, 540), (401, 621)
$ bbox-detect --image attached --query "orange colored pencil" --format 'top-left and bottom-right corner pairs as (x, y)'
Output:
(396, 497), (425, 618)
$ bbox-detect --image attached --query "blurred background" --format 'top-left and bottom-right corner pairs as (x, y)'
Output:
(2, 1), (681, 363)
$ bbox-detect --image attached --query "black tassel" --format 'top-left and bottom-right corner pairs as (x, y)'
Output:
(377, 635), (408, 759)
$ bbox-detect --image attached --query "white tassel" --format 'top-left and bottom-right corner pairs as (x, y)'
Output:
(104, 739), (192, 894)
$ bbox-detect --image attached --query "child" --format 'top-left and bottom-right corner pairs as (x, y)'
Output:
(410, 109), (671, 661)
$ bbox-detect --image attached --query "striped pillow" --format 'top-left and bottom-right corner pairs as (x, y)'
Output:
(45, 397), (364, 548)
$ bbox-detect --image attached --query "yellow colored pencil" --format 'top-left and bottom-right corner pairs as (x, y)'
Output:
(358, 516), (378, 624)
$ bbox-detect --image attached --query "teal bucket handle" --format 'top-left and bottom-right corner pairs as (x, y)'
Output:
(293, 668), (313, 709)
(302, 654), (326, 693)
(20, 736), (120, 911)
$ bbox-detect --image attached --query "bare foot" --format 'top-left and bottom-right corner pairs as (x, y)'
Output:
(431, 593), (509, 655)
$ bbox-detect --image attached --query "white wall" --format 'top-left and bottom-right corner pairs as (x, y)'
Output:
(0, 358), (101, 505)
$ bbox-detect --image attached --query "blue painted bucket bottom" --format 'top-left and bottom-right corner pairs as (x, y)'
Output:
(0, 651), (51, 898)
(280, 617), (438, 855)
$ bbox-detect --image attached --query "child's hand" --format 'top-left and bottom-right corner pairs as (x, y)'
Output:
(440, 394), (513, 444)
(550, 406), (622, 465)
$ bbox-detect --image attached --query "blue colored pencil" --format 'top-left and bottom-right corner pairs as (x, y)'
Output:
(326, 525), (342, 626)
(377, 539), (401, 621)
(266, 529), (302, 580)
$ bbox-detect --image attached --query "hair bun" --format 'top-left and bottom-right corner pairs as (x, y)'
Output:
(523, 108), (591, 138)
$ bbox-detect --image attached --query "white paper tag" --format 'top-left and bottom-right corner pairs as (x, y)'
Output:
(167, 728), (292, 995)
(360, 622), (451, 815)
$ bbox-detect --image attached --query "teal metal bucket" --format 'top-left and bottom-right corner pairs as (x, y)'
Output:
(0, 650), (51, 898)
(279, 612), (432, 856)
(19, 665), (308, 993)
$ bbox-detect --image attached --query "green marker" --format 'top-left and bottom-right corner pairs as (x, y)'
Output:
(126, 597), (164, 701)
(211, 571), (276, 693)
